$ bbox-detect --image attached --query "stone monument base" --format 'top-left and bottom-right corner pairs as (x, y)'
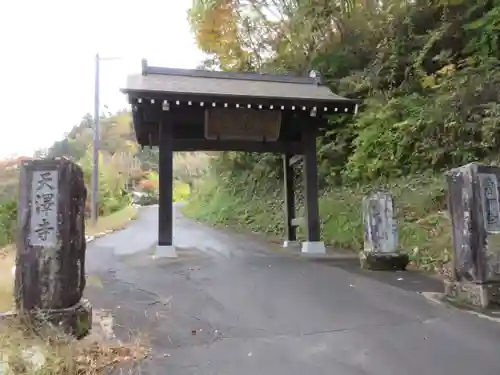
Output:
(32, 299), (93, 339)
(444, 280), (500, 309)
(156, 245), (178, 258)
(301, 241), (326, 254)
(283, 240), (300, 248)
(359, 251), (409, 271)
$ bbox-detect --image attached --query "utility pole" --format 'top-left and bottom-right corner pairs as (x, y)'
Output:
(91, 53), (100, 225)
(91, 54), (122, 224)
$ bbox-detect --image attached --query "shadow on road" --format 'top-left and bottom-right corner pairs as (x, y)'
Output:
(309, 256), (444, 294)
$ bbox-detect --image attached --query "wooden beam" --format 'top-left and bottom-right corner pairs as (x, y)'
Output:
(283, 154), (297, 242)
(302, 125), (321, 242)
(158, 116), (173, 246)
(172, 139), (302, 154)
(127, 91), (358, 116)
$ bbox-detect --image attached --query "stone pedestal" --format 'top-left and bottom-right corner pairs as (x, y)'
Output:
(301, 241), (326, 254)
(155, 245), (178, 258)
(444, 280), (500, 309)
(359, 191), (409, 271)
(283, 240), (300, 248)
(359, 252), (409, 271)
(15, 158), (92, 337)
(446, 163), (500, 308)
(32, 299), (93, 339)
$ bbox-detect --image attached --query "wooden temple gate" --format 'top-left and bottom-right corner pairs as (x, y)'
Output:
(122, 60), (357, 257)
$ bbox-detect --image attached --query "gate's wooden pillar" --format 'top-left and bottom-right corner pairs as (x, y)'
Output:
(301, 125), (325, 254)
(283, 153), (297, 246)
(157, 116), (176, 257)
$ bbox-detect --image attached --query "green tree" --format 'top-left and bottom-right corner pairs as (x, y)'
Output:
(79, 148), (130, 216)
(187, 0), (500, 184)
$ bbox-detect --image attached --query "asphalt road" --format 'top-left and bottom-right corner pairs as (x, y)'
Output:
(85, 205), (500, 375)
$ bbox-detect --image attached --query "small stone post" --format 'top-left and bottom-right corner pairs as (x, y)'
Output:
(445, 163), (500, 308)
(14, 158), (92, 338)
(359, 191), (409, 270)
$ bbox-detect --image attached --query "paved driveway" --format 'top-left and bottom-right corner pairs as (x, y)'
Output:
(85, 205), (500, 375)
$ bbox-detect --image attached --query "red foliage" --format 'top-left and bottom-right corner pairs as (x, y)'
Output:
(0, 156), (33, 169)
(138, 179), (156, 193)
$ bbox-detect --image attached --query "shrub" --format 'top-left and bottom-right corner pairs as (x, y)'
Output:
(0, 200), (16, 247)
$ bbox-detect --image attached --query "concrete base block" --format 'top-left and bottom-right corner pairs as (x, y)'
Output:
(301, 241), (326, 254)
(444, 280), (500, 309)
(32, 299), (92, 339)
(283, 240), (300, 248)
(359, 252), (409, 271)
(156, 245), (178, 258)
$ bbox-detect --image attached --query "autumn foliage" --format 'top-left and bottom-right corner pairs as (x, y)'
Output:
(185, 0), (500, 271)
(138, 179), (157, 194)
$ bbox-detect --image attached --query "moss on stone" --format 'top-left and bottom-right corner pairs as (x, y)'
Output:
(359, 252), (410, 271)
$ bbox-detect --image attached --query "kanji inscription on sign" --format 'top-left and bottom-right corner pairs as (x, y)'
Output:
(363, 191), (397, 253)
(29, 170), (58, 246)
(204, 108), (281, 141)
(478, 173), (500, 233)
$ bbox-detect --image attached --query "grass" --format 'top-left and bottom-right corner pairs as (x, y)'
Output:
(0, 245), (14, 311)
(0, 317), (148, 374)
(183, 173), (453, 273)
(86, 205), (139, 237)
(173, 180), (191, 202)
(0, 205), (143, 374)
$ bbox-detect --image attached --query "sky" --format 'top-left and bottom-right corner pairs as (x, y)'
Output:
(0, 0), (206, 158)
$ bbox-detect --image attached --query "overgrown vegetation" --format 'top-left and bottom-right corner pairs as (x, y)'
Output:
(0, 201), (16, 248)
(0, 111), (150, 373)
(184, 0), (500, 270)
(0, 318), (147, 374)
(185, 171), (451, 271)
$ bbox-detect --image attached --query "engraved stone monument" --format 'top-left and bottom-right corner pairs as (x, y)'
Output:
(14, 158), (92, 337)
(359, 191), (409, 270)
(446, 163), (500, 308)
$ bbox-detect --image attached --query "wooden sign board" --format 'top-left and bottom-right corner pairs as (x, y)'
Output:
(204, 108), (281, 141)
